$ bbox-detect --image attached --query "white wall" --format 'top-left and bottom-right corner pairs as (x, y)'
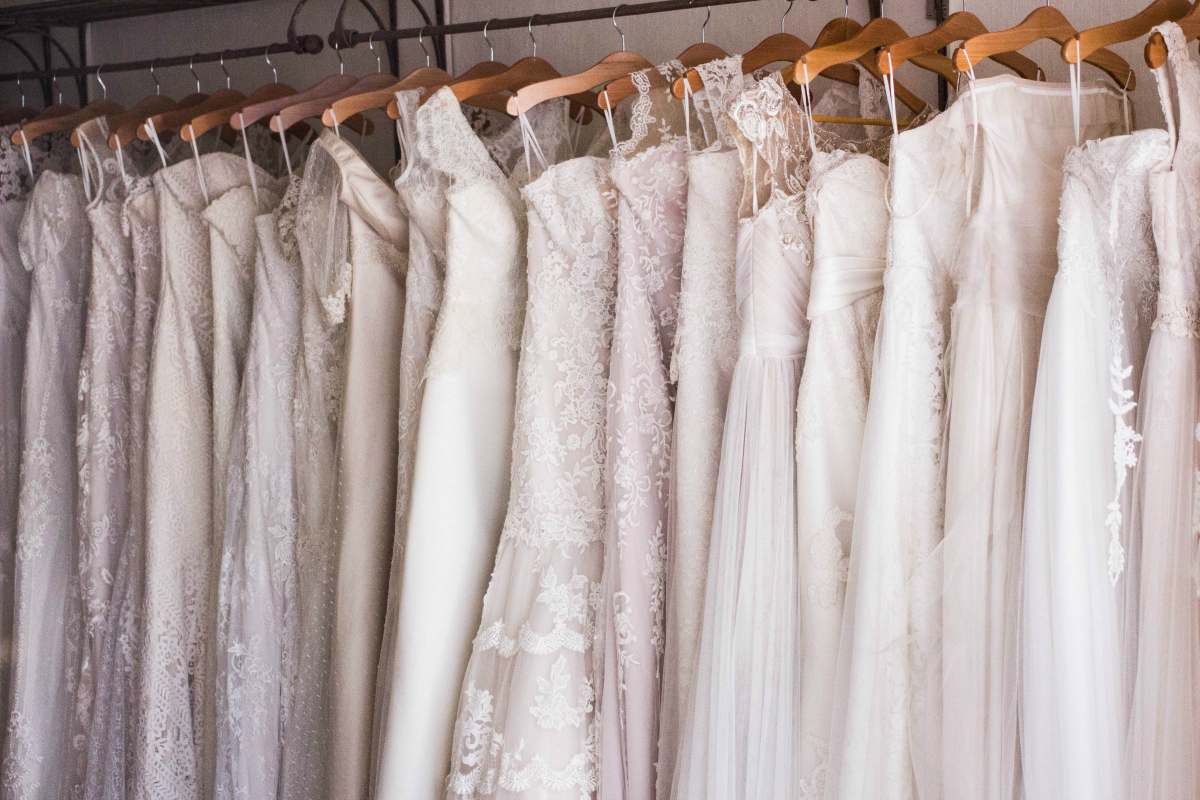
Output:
(0, 0), (1184, 171)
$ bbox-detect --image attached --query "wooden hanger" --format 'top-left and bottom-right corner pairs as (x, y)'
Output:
(954, 6), (1135, 89)
(16, 72), (78, 133)
(511, 9), (654, 115)
(16, 92), (122, 146)
(1145, 0), (1200, 68)
(328, 65), (451, 125)
(601, 42), (727, 110)
(785, 18), (933, 114)
(418, 60), (511, 115)
(138, 88), (243, 141)
(184, 82), (296, 142)
(1069, 0), (1190, 71)
(273, 69), (395, 133)
(103, 95), (181, 149)
(878, 11), (1043, 82)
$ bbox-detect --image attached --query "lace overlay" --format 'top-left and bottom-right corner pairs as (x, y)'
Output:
(4, 169), (90, 800)
(445, 155), (619, 799)
(282, 142), (349, 800)
(213, 175), (302, 800)
(595, 58), (690, 800)
(138, 153), (265, 800)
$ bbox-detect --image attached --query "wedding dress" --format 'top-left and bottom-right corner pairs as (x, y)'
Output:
(597, 61), (689, 800)
(443, 146), (620, 799)
(940, 75), (1123, 800)
(826, 93), (974, 800)
(375, 89), (564, 800)
(0, 125), (70, 767)
(82, 144), (164, 800)
(1020, 124), (1166, 800)
(321, 129), (408, 800)
(1126, 22), (1200, 800)
(138, 151), (272, 800)
(794, 123), (892, 798)
(72, 119), (138, 795)
(285, 140), (349, 800)
(370, 88), (450, 794)
(657, 55), (748, 800)
(672, 71), (815, 800)
(3, 157), (90, 800)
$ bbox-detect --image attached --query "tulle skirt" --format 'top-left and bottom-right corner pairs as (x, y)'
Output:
(673, 352), (802, 800)
(1125, 326), (1200, 800)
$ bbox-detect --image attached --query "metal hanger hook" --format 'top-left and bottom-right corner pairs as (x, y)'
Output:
(782, 0), (794, 33)
(334, 41), (345, 74)
(16, 76), (24, 108)
(527, 15), (538, 57)
(418, 26), (431, 67)
(368, 31), (381, 72)
(220, 50), (231, 89)
(613, 4), (626, 52)
(845, 0), (850, 18)
(189, 55), (200, 93)
(483, 18), (496, 62)
(701, 4), (711, 43)
(52, 69), (61, 104)
(265, 46), (277, 83)
(150, 59), (160, 95)
(95, 64), (106, 99)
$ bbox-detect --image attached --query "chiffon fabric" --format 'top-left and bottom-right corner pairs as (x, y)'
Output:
(0, 125), (70, 773)
(213, 174), (301, 800)
(671, 71), (814, 800)
(1125, 21), (1200, 800)
(826, 95), (974, 800)
(2, 163), (90, 800)
(443, 151), (620, 798)
(138, 152), (271, 800)
(794, 140), (890, 798)
(321, 129), (408, 800)
(940, 75), (1123, 800)
(597, 61), (688, 800)
(657, 54), (747, 800)
(372, 87), (539, 800)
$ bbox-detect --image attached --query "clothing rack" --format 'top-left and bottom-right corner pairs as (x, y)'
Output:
(0, 0), (883, 85)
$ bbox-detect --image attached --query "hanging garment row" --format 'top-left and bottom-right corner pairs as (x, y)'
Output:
(0, 2), (1199, 800)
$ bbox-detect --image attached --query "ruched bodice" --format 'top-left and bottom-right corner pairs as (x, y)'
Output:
(735, 204), (811, 358)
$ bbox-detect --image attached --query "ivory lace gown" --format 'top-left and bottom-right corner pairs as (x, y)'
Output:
(444, 138), (620, 800)
(286, 140), (349, 800)
(826, 95), (974, 800)
(794, 135), (893, 798)
(213, 174), (302, 800)
(596, 62), (690, 800)
(72, 119), (139, 795)
(321, 130), (408, 800)
(672, 72), (814, 800)
(3, 157), (90, 800)
(940, 75), (1123, 800)
(0, 125), (70, 767)
(138, 152), (274, 800)
(375, 90), (566, 800)
(1020, 128), (1166, 800)
(657, 55), (747, 800)
(83, 150), (163, 800)
(1126, 22), (1200, 800)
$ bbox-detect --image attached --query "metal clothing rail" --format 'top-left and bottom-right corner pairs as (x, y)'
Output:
(339, 0), (768, 46)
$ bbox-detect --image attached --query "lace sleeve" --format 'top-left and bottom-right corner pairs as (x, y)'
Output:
(417, 86), (510, 192)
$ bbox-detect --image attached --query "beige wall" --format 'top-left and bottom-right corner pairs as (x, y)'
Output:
(0, 0), (1183, 170)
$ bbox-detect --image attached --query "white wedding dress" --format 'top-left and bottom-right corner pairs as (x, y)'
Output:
(940, 75), (1123, 800)
(794, 129), (891, 799)
(826, 94), (974, 800)
(374, 86), (550, 800)
(3, 155), (89, 800)
(657, 54), (747, 800)
(1020, 124), (1166, 800)
(1126, 22), (1200, 800)
(443, 144), (619, 799)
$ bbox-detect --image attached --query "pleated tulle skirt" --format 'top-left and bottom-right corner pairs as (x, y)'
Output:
(672, 352), (802, 800)
(1125, 327), (1200, 800)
